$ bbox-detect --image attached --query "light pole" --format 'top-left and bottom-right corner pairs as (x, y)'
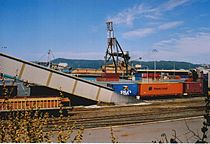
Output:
(152, 49), (158, 81)
(145, 66), (149, 83)
(173, 61), (176, 78)
(139, 57), (142, 68)
(131, 57), (142, 69)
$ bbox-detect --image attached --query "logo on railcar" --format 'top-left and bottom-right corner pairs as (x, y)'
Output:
(120, 85), (132, 95)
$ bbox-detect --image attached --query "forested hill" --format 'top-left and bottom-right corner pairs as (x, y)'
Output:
(52, 58), (104, 69)
(52, 58), (200, 70)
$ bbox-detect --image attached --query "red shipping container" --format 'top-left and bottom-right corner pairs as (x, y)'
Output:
(139, 82), (183, 97)
(97, 73), (120, 81)
(183, 82), (203, 95)
(142, 73), (161, 78)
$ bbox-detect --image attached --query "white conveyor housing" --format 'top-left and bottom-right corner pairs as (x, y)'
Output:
(0, 53), (136, 104)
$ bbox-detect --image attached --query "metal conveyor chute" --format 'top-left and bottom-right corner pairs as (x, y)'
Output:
(0, 53), (136, 104)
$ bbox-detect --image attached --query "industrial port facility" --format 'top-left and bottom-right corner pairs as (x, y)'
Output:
(1, 0), (210, 141)
(0, 21), (209, 111)
(0, 21), (210, 143)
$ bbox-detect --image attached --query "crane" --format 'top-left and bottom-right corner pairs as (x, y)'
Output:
(104, 21), (130, 76)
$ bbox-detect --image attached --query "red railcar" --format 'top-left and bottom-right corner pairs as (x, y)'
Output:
(183, 82), (203, 96)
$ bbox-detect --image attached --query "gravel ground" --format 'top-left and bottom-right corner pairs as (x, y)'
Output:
(48, 97), (209, 143)
(56, 97), (205, 129)
(81, 116), (209, 143)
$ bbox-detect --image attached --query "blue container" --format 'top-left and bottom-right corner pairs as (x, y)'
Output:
(134, 73), (142, 81)
(107, 83), (138, 96)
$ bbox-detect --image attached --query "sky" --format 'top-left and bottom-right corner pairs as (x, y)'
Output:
(0, 0), (210, 64)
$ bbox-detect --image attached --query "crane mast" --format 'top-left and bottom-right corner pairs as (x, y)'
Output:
(104, 21), (130, 76)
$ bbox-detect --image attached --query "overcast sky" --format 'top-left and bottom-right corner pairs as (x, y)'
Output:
(0, 0), (210, 64)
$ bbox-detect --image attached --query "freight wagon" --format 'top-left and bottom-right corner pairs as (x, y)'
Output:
(138, 82), (183, 98)
(183, 81), (203, 96)
(109, 81), (204, 99)
(0, 96), (71, 112)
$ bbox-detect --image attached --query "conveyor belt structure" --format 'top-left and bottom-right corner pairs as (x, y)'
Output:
(0, 53), (136, 104)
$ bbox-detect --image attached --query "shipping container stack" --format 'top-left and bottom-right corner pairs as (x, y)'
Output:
(96, 73), (120, 81)
(108, 69), (206, 99)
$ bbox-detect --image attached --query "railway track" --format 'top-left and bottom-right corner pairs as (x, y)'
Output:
(47, 97), (205, 130)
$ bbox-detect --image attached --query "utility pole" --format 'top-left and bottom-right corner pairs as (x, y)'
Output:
(152, 49), (158, 81)
(173, 61), (176, 78)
